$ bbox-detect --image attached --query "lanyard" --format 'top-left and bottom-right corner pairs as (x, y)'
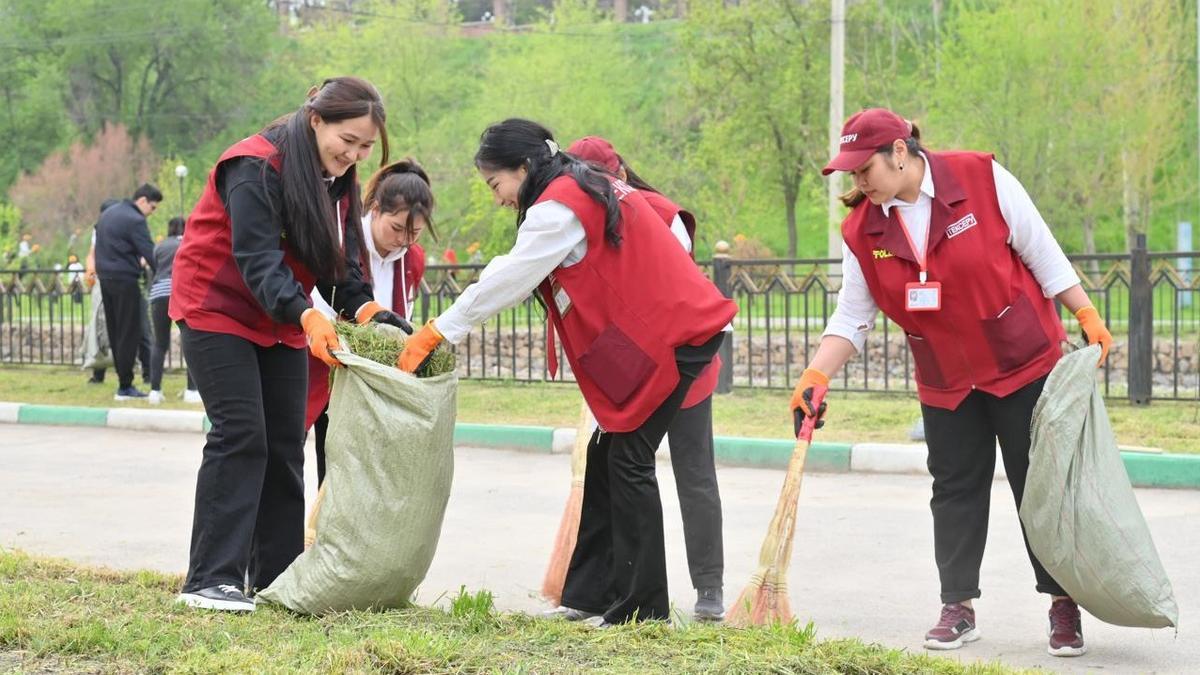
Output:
(894, 209), (931, 284)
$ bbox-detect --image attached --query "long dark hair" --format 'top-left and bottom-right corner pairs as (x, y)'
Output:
(839, 121), (926, 208)
(363, 158), (437, 242)
(264, 76), (389, 279)
(474, 118), (622, 247)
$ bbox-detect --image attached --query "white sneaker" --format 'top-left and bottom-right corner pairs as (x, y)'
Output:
(183, 389), (202, 404)
(147, 390), (164, 405)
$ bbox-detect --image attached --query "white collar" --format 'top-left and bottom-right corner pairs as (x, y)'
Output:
(881, 151), (935, 216)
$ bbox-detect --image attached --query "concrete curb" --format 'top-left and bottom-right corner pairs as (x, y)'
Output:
(2, 401), (1198, 490)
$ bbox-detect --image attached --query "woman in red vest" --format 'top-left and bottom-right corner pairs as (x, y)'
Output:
(564, 135), (727, 622)
(170, 77), (398, 612)
(305, 158), (435, 485)
(398, 118), (737, 625)
(791, 108), (1113, 656)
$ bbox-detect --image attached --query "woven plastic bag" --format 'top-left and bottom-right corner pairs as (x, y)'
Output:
(81, 283), (112, 370)
(1020, 344), (1178, 628)
(258, 348), (457, 614)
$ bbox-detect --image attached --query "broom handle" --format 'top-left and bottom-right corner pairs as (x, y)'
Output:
(570, 402), (592, 482)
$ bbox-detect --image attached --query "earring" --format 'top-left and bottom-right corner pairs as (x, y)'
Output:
(899, 163), (905, 171)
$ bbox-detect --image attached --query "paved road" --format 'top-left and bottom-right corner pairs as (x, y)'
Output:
(2, 424), (1195, 673)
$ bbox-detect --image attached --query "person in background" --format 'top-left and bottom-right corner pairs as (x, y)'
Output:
(147, 217), (199, 405)
(792, 108), (1113, 657)
(565, 135), (727, 622)
(86, 198), (154, 386)
(305, 158), (433, 485)
(94, 184), (161, 400)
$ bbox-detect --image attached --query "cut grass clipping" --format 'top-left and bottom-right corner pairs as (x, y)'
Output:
(334, 321), (455, 377)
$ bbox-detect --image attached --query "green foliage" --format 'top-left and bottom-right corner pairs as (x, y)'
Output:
(334, 321), (456, 376)
(0, 202), (22, 260)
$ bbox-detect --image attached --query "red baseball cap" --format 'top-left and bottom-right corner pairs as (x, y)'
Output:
(567, 136), (621, 173)
(822, 108), (913, 175)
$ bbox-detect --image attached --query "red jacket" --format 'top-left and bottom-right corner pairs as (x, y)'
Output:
(842, 151), (1064, 410)
(537, 176), (736, 432)
(169, 134), (350, 349)
(638, 190), (720, 409)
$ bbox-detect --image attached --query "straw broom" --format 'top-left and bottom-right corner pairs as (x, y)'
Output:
(540, 402), (594, 605)
(727, 384), (828, 627)
(304, 481), (328, 550)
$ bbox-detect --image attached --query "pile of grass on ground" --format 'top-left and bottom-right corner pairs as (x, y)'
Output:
(334, 321), (455, 377)
(0, 549), (1020, 674)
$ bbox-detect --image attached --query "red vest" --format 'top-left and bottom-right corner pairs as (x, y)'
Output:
(170, 134), (349, 349)
(536, 176), (736, 432)
(842, 151), (1064, 410)
(305, 242), (427, 429)
(638, 190), (719, 409)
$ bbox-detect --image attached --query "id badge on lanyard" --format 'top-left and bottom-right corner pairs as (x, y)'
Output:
(897, 211), (941, 312)
(549, 273), (572, 317)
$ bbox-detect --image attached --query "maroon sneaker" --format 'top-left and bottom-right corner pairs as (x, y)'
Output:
(1048, 598), (1086, 657)
(924, 603), (980, 650)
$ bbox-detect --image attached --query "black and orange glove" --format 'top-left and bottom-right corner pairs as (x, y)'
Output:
(355, 300), (413, 334)
(397, 320), (444, 373)
(790, 367), (830, 437)
(301, 308), (342, 368)
(1075, 306), (1112, 367)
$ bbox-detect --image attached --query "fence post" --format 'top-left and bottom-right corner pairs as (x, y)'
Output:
(1128, 233), (1152, 405)
(712, 241), (734, 394)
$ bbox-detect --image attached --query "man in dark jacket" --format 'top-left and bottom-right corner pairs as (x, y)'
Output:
(95, 184), (161, 399)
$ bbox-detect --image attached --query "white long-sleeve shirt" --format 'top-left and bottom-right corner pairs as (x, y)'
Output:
(824, 155), (1080, 353)
(436, 202), (695, 344)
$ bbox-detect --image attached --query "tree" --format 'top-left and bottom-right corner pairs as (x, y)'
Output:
(8, 123), (158, 243)
(680, 0), (830, 257)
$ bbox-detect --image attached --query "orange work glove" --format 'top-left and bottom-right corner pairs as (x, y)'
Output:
(789, 367), (830, 437)
(397, 320), (444, 374)
(301, 308), (341, 368)
(1075, 306), (1112, 367)
(355, 300), (413, 334)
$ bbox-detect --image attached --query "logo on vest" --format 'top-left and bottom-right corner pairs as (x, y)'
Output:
(840, 133), (858, 145)
(946, 213), (978, 239)
(872, 249), (894, 259)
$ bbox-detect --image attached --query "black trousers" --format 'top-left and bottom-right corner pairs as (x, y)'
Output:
(99, 278), (144, 389)
(666, 395), (723, 590)
(922, 375), (1066, 603)
(313, 407), (329, 485)
(179, 323), (307, 593)
(90, 294), (150, 383)
(561, 333), (724, 624)
(149, 298), (193, 391)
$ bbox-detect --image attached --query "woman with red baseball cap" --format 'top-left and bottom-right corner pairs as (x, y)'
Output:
(562, 136), (727, 622)
(791, 107), (1112, 656)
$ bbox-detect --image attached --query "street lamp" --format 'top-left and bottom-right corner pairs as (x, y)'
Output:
(174, 164), (189, 219)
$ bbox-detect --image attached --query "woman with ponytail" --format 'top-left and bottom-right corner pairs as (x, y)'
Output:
(306, 158), (436, 484)
(170, 77), (391, 612)
(397, 119), (737, 626)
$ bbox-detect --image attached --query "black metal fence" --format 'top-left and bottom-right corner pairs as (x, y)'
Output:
(4, 236), (1198, 402)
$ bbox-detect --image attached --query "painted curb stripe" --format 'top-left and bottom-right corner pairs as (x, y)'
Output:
(713, 436), (852, 473)
(453, 422), (555, 453)
(17, 404), (108, 427)
(1121, 452), (1200, 489)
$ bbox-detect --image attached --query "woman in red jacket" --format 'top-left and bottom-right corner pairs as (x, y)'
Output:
(170, 77), (396, 612)
(398, 119), (737, 625)
(565, 135), (726, 622)
(791, 108), (1112, 656)
(305, 158), (435, 485)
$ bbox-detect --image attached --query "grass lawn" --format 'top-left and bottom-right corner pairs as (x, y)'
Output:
(3, 364), (1199, 453)
(0, 550), (1020, 674)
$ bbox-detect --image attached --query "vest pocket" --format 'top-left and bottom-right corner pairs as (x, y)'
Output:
(906, 333), (948, 389)
(981, 293), (1051, 372)
(578, 323), (657, 407)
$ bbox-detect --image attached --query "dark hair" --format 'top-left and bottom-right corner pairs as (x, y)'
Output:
(839, 122), (925, 208)
(167, 217), (186, 237)
(615, 157), (659, 195)
(475, 118), (621, 246)
(363, 158), (437, 242)
(132, 184), (163, 203)
(264, 76), (389, 280)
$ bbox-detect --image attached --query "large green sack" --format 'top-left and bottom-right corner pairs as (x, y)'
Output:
(1020, 345), (1178, 628)
(258, 348), (457, 614)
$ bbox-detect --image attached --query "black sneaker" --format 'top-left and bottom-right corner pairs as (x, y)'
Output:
(114, 386), (148, 401)
(694, 587), (725, 622)
(176, 584), (255, 612)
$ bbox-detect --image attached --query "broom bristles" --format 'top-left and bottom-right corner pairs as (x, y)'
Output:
(541, 481), (584, 604)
